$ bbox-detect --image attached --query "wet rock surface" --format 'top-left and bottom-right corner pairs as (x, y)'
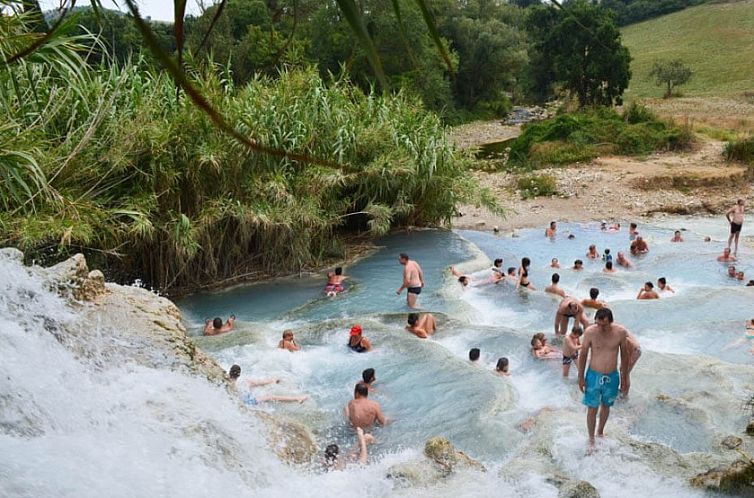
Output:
(386, 437), (485, 487)
(691, 459), (754, 495)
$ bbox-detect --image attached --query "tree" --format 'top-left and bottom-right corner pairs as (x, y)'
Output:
(649, 59), (692, 98)
(526, 0), (631, 106)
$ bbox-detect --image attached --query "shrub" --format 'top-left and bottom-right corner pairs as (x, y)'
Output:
(725, 137), (754, 164)
(517, 174), (557, 199)
(623, 103), (656, 124)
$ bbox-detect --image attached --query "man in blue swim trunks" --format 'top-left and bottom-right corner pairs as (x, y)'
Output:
(577, 308), (631, 450)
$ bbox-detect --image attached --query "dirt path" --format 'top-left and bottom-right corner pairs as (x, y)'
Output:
(450, 122), (753, 232)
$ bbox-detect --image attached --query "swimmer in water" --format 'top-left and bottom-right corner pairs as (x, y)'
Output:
(544, 273), (566, 298)
(550, 257), (561, 269)
(727, 265), (737, 278)
(657, 277), (675, 293)
(531, 332), (561, 359)
(491, 258), (505, 283)
(278, 329), (301, 352)
(546, 221), (557, 238)
(616, 251), (634, 269)
(572, 259), (584, 271)
(670, 230), (684, 242)
(717, 247), (737, 263)
(361, 368), (377, 392)
(629, 222), (639, 240)
(324, 267), (348, 297)
(603, 261), (617, 274)
(345, 382), (388, 430)
(469, 347), (481, 363)
(582, 287), (606, 310)
(495, 357), (510, 376)
(450, 266), (472, 288)
(204, 315), (235, 336)
(406, 312), (437, 338)
(637, 282), (659, 300)
(228, 364), (308, 405)
(517, 257), (536, 290)
(586, 244), (599, 260)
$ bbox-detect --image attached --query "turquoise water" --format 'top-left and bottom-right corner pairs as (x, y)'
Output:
(175, 220), (754, 496)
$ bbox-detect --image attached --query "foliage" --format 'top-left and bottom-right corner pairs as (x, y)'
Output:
(622, 101), (656, 124)
(649, 59), (692, 98)
(507, 107), (692, 169)
(600, 0), (704, 26)
(525, 0), (631, 106)
(517, 174), (557, 199)
(724, 137), (754, 164)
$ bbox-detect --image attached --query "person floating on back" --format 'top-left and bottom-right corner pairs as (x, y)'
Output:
(406, 312), (437, 339)
(325, 267), (348, 297)
(204, 315), (235, 336)
(347, 324), (372, 353)
(228, 364), (308, 405)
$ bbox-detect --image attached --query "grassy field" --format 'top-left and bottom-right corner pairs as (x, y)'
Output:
(622, 0), (754, 99)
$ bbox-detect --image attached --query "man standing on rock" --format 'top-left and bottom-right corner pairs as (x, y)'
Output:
(726, 199), (745, 255)
(397, 253), (424, 308)
(578, 308), (631, 450)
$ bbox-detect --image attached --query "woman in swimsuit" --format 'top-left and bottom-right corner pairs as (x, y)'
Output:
(517, 257), (535, 290)
(347, 324), (372, 353)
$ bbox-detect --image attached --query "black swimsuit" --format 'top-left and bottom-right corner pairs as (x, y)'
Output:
(348, 340), (367, 353)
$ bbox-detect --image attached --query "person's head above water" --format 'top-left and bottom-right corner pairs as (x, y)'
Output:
(658, 277), (667, 286)
(229, 364), (241, 380)
(551, 273), (560, 284)
(550, 221), (556, 229)
(494, 258), (503, 268)
(590, 287), (599, 299)
(399, 253), (409, 264)
(496, 357), (509, 372)
(212, 317), (223, 329)
(334, 267), (343, 275)
(350, 324), (362, 337)
(458, 276), (469, 286)
(469, 348), (480, 361)
(595, 307), (614, 324)
(630, 222), (637, 230)
(728, 265), (737, 276)
(605, 261), (613, 270)
(507, 267), (516, 276)
(324, 444), (339, 465)
(362, 368), (376, 384)
(574, 259), (583, 268)
(407, 313), (419, 326)
(644, 281), (654, 290)
(282, 329), (294, 340)
(571, 326), (584, 336)
(604, 248), (611, 255)
(521, 257), (531, 268)
(354, 382), (369, 398)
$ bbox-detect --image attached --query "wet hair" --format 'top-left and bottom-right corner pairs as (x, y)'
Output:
(399, 253), (409, 260)
(568, 234), (576, 239)
(605, 261), (613, 270)
(747, 280), (754, 287)
(324, 444), (339, 464)
(407, 313), (419, 326)
(459, 276), (469, 285)
(674, 230), (681, 235)
(658, 277), (667, 285)
(595, 308), (614, 323)
(507, 267), (516, 275)
(550, 221), (556, 228)
(282, 329), (294, 339)
(496, 357), (509, 371)
(574, 259), (583, 266)
(362, 368), (376, 384)
(645, 281), (654, 289)
(551, 258), (558, 264)
(604, 248), (610, 255)
(494, 258), (503, 267)
(213, 317), (223, 329)
(354, 382), (369, 397)
(229, 364), (241, 379)
(551, 273), (560, 283)
(571, 326), (584, 336)
(521, 257), (531, 268)
(531, 332), (546, 347)
(469, 348), (480, 361)
(630, 222), (637, 230)
(590, 287), (599, 299)
(334, 267), (343, 275)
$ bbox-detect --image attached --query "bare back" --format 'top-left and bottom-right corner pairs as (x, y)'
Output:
(404, 261), (423, 288)
(346, 398), (384, 429)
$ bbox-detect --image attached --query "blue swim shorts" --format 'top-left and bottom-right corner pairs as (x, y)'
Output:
(583, 368), (620, 408)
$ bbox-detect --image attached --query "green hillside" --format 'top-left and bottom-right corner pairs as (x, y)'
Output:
(622, 0), (754, 98)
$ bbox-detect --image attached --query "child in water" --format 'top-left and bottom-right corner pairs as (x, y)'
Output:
(562, 326), (583, 378)
(531, 332), (560, 359)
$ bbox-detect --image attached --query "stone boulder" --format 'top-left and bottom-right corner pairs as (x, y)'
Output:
(691, 459), (754, 496)
(558, 480), (600, 498)
(387, 437), (485, 487)
(424, 436), (486, 473)
(0, 247), (24, 262)
(256, 412), (317, 465)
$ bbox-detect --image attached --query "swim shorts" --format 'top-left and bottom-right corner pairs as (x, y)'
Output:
(242, 392), (258, 406)
(407, 286), (422, 295)
(324, 283), (344, 293)
(583, 368), (620, 408)
(562, 352), (579, 365)
(731, 222), (742, 234)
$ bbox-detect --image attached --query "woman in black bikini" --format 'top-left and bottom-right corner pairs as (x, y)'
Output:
(348, 324), (372, 353)
(517, 257), (536, 290)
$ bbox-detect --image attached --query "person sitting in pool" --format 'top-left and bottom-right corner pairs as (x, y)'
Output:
(629, 222), (639, 240)
(586, 244), (599, 260)
(637, 282), (659, 300)
(737, 271), (746, 282)
(717, 247), (737, 263)
(546, 221), (557, 238)
(602, 248), (613, 263)
(362, 368), (377, 392)
(228, 364), (308, 405)
(727, 265), (737, 278)
(609, 223), (621, 232)
(671, 230), (684, 242)
(323, 427), (374, 470)
(507, 267), (517, 279)
(345, 382), (387, 430)
(324, 267), (348, 297)
(406, 312), (437, 338)
(550, 258), (561, 269)
(491, 258), (505, 283)
(531, 332), (561, 359)
(495, 357), (510, 376)
(634, 236), (649, 254)
(554, 298), (590, 336)
(562, 326), (583, 378)
(582, 287), (606, 310)
(572, 259), (584, 271)
(348, 324), (372, 353)
(469, 347), (481, 363)
(517, 257), (536, 290)
(657, 277), (675, 293)
(278, 329), (301, 352)
(204, 315), (235, 336)
(616, 251), (634, 268)
(603, 261), (617, 274)
(545, 273), (566, 298)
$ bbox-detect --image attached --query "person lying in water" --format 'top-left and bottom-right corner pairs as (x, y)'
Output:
(278, 329), (301, 352)
(324, 266), (348, 297)
(228, 364), (308, 405)
(406, 312), (437, 338)
(323, 427), (374, 471)
(531, 332), (561, 359)
(450, 266), (472, 287)
(204, 315), (235, 336)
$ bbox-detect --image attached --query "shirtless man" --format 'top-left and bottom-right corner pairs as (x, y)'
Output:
(603, 261), (616, 274)
(345, 382), (387, 430)
(406, 312), (437, 338)
(572, 259), (584, 271)
(562, 326), (583, 378)
(717, 247), (737, 263)
(204, 315), (235, 336)
(634, 236), (649, 254)
(577, 308), (630, 449)
(554, 297), (590, 336)
(726, 199), (745, 255)
(727, 265), (737, 278)
(582, 288), (606, 310)
(550, 258), (561, 269)
(586, 244), (599, 260)
(278, 329), (301, 351)
(616, 251), (633, 269)
(397, 253), (424, 308)
(546, 221), (557, 238)
(637, 282), (659, 300)
(670, 230), (684, 243)
(545, 273), (567, 298)
(657, 277), (675, 293)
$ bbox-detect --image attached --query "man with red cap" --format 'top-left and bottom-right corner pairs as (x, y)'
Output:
(347, 324), (372, 353)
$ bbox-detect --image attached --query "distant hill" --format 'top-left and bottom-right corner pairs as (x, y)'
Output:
(621, 0), (754, 98)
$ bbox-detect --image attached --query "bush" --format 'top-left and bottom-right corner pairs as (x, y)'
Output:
(623, 103), (656, 124)
(517, 174), (557, 199)
(725, 137), (754, 164)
